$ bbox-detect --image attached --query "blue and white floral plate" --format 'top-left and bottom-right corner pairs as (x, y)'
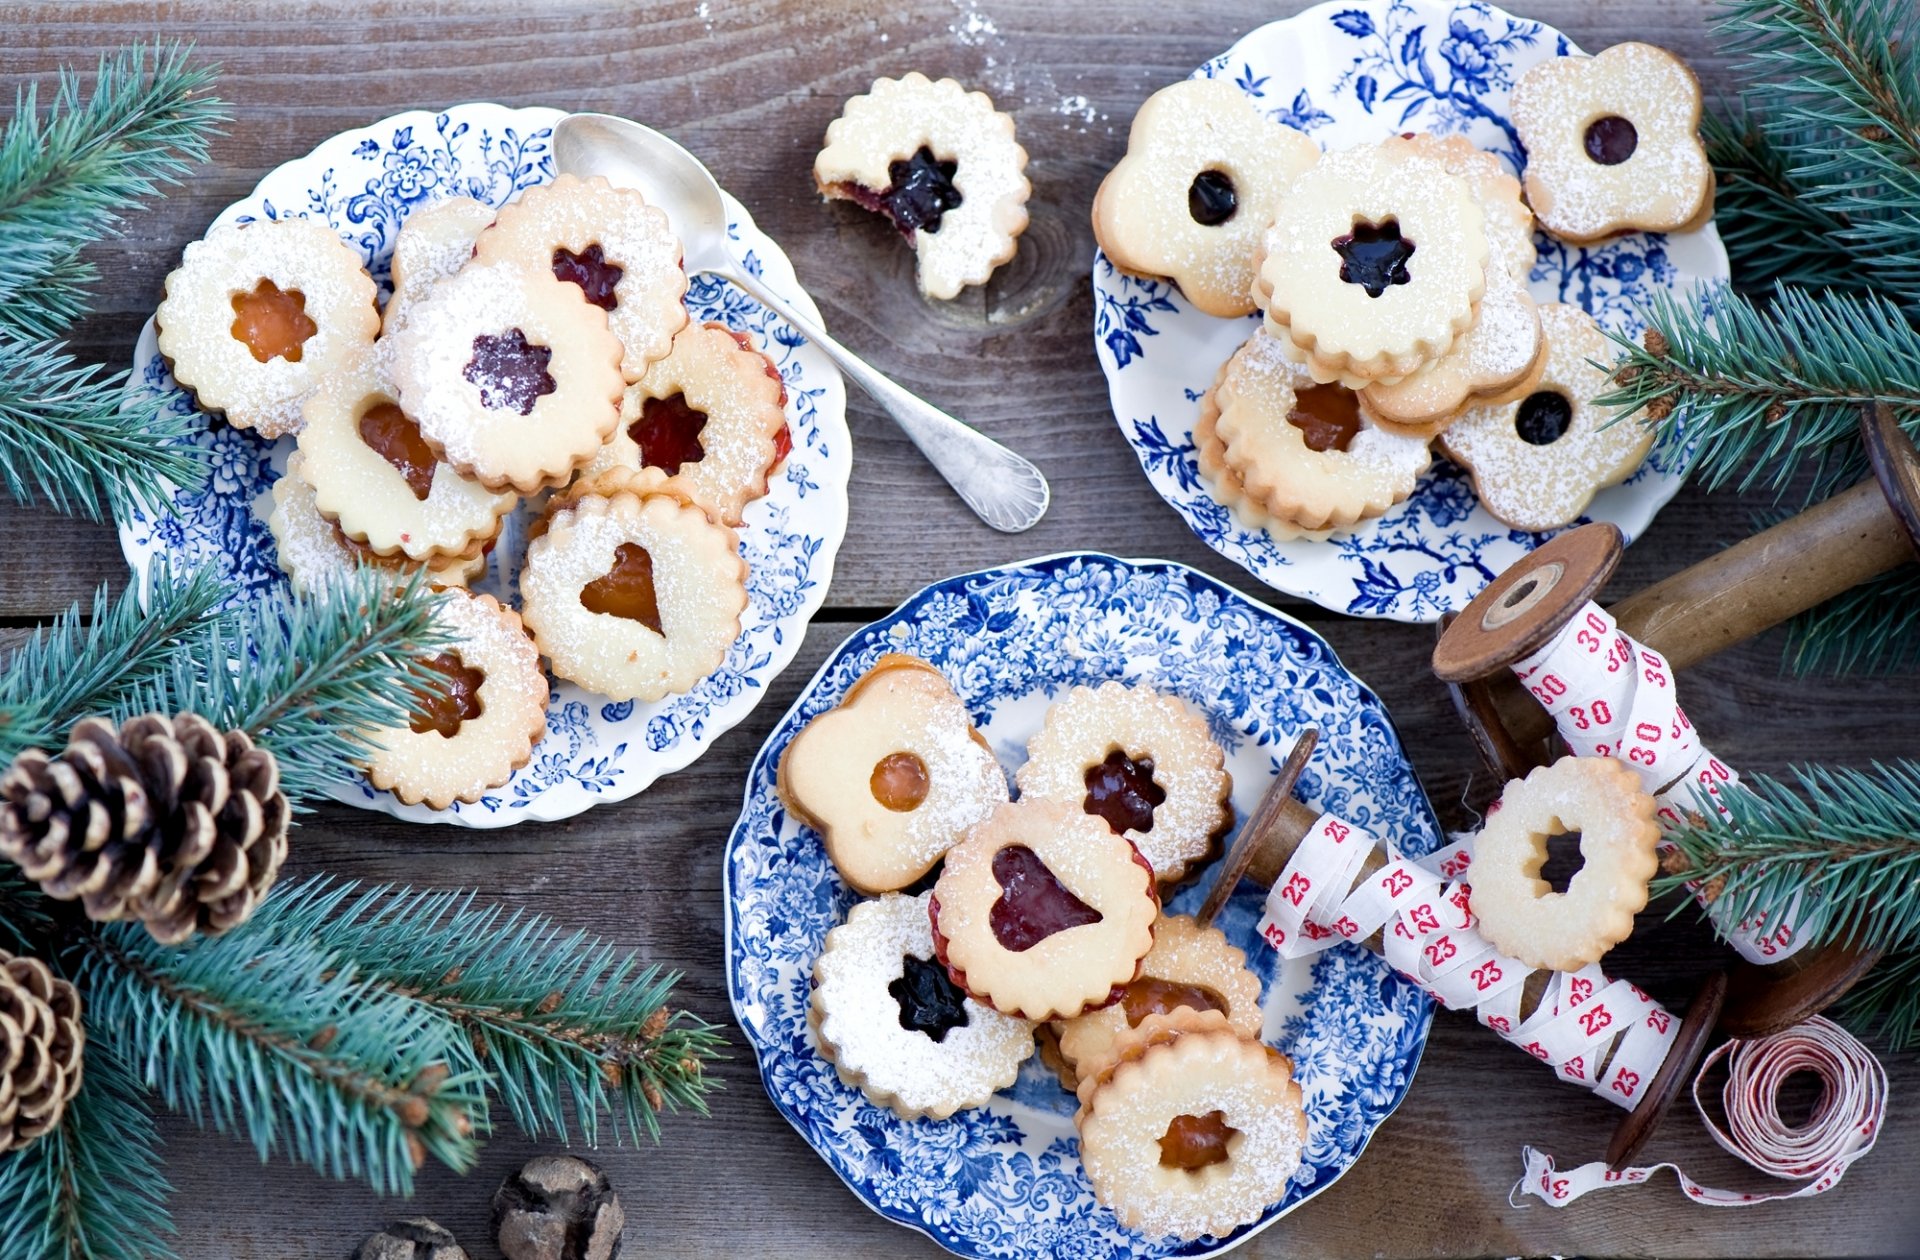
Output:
(117, 103), (850, 827)
(725, 553), (1443, 1258)
(1093, 0), (1728, 622)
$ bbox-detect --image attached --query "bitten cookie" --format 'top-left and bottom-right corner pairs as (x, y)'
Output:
(1440, 303), (1654, 531)
(156, 219), (379, 437)
(1510, 43), (1713, 243)
(1092, 78), (1320, 318)
(778, 654), (1009, 895)
(383, 196), (495, 334)
(1015, 683), (1231, 883)
(811, 892), (1036, 1121)
(814, 71), (1030, 300)
(266, 454), (487, 595)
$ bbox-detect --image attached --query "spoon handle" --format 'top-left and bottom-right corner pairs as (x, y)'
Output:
(720, 264), (1050, 533)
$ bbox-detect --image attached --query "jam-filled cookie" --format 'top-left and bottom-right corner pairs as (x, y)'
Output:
(1256, 142), (1490, 385)
(382, 196), (495, 334)
(389, 259), (625, 494)
(360, 589), (548, 810)
(1193, 394), (1333, 542)
(296, 347), (517, 561)
(1015, 683), (1231, 884)
(931, 798), (1159, 1022)
(1075, 1010), (1306, 1241)
(156, 219), (379, 438)
(576, 323), (789, 527)
(1440, 303), (1654, 531)
(1054, 914), (1263, 1086)
(518, 490), (747, 702)
(779, 654), (1009, 895)
(473, 173), (689, 381)
(814, 72), (1031, 300)
(1211, 330), (1433, 531)
(1092, 78), (1320, 318)
(811, 892), (1036, 1121)
(1511, 43), (1713, 244)
(267, 454), (487, 595)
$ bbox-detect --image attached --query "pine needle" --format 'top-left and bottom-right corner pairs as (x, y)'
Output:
(1839, 949), (1920, 1052)
(1784, 566), (1920, 675)
(1702, 103), (1862, 294)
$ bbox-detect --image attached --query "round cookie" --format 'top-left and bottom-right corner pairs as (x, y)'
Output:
(518, 490), (747, 702)
(1256, 141), (1490, 385)
(266, 454), (487, 596)
(814, 71), (1031, 300)
(1510, 43), (1714, 243)
(473, 173), (689, 382)
(156, 219), (379, 438)
(1468, 755), (1660, 973)
(382, 195), (495, 334)
(811, 892), (1036, 1121)
(1439, 303), (1654, 531)
(931, 798), (1160, 1023)
(1015, 682), (1231, 883)
(360, 590), (549, 811)
(1092, 78), (1321, 318)
(389, 259), (626, 494)
(1193, 391), (1334, 542)
(778, 654), (1009, 895)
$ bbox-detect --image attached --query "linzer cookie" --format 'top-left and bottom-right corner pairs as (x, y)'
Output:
(389, 259), (626, 494)
(814, 72), (1031, 300)
(1511, 43), (1713, 243)
(1440, 303), (1654, 531)
(811, 892), (1035, 1121)
(266, 454), (486, 595)
(778, 654), (1008, 895)
(1192, 399), (1332, 542)
(473, 173), (689, 381)
(360, 590), (548, 810)
(382, 195), (495, 334)
(1091, 78), (1320, 318)
(156, 219), (379, 438)
(1014, 682), (1231, 884)
(930, 798), (1159, 1022)
(518, 490), (747, 702)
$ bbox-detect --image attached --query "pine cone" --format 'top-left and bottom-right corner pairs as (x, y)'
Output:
(0, 714), (290, 944)
(356, 1219), (469, 1260)
(0, 949), (84, 1152)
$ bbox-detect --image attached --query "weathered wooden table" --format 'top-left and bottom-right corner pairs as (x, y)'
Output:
(4, 1), (1916, 1255)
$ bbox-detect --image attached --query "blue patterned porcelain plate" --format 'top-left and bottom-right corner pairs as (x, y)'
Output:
(1093, 0), (1728, 623)
(116, 103), (850, 827)
(725, 553), (1443, 1258)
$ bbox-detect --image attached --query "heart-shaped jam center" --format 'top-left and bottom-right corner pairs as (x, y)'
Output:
(880, 146), (962, 236)
(1288, 384), (1363, 454)
(1120, 977), (1228, 1028)
(229, 279), (316, 363)
(870, 751), (930, 813)
(1187, 169), (1238, 226)
(579, 542), (663, 635)
(1158, 1110), (1239, 1171)
(1083, 749), (1166, 835)
(1583, 115), (1639, 166)
(463, 328), (556, 415)
(630, 394), (709, 475)
(357, 401), (438, 500)
(888, 953), (971, 1042)
(551, 242), (625, 310)
(409, 652), (486, 738)
(988, 844), (1103, 952)
(1332, 219), (1415, 298)
(1515, 390), (1574, 446)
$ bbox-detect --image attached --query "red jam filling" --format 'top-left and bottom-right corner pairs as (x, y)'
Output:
(409, 652), (486, 737)
(357, 401), (438, 500)
(988, 845), (1103, 952)
(629, 393), (708, 475)
(551, 242), (624, 310)
(463, 328), (555, 415)
(1083, 749), (1166, 834)
(1288, 384), (1364, 453)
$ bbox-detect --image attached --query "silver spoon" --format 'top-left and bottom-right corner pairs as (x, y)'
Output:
(554, 112), (1051, 533)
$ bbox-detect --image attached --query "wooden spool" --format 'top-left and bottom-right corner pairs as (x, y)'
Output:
(1430, 403), (1920, 1037)
(1199, 743), (1726, 1169)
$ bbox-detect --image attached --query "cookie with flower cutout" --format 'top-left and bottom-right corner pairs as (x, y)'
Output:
(1439, 303), (1654, 531)
(573, 322), (790, 527)
(1510, 42), (1714, 244)
(778, 653), (1008, 895)
(811, 892), (1035, 1121)
(473, 173), (689, 381)
(814, 71), (1031, 300)
(1015, 682), (1232, 884)
(1255, 141), (1490, 386)
(1092, 78), (1320, 318)
(381, 196), (495, 334)
(156, 219), (379, 438)
(1193, 389), (1333, 542)
(266, 454), (486, 596)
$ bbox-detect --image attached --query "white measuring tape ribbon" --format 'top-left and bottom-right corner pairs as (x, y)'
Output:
(1510, 601), (1806, 965)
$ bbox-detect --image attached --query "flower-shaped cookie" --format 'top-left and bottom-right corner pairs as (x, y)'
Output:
(1511, 42), (1713, 243)
(1092, 78), (1320, 318)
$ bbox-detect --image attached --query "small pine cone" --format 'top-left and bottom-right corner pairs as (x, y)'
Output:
(355, 1219), (469, 1260)
(0, 714), (290, 943)
(0, 950), (85, 1152)
(493, 1155), (626, 1260)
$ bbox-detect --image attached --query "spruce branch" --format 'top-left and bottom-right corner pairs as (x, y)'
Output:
(1838, 949), (1920, 1052)
(0, 865), (54, 955)
(1783, 565), (1920, 675)
(1702, 104), (1862, 294)
(1655, 761), (1920, 956)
